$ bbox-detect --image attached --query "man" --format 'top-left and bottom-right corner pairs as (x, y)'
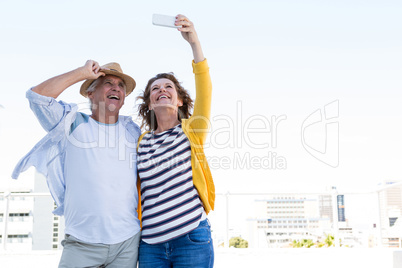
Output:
(12, 60), (141, 267)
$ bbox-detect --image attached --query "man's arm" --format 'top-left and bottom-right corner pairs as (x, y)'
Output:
(29, 60), (104, 132)
(33, 60), (104, 98)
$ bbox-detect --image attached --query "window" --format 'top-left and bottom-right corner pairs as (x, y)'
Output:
(389, 217), (398, 227)
(7, 235), (29, 243)
(8, 213), (30, 222)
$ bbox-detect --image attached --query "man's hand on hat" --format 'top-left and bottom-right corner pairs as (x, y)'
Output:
(81, 60), (105, 80)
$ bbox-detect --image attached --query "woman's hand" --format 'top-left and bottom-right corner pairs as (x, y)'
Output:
(175, 14), (199, 45)
(175, 14), (205, 63)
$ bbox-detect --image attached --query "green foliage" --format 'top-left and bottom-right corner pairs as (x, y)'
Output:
(292, 233), (343, 248)
(229, 236), (249, 248)
(324, 234), (334, 247)
(292, 238), (315, 248)
(292, 240), (302, 248)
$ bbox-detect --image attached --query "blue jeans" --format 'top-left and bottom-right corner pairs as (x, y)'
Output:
(139, 219), (214, 268)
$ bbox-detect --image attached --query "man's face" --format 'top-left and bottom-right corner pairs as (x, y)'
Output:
(88, 75), (126, 113)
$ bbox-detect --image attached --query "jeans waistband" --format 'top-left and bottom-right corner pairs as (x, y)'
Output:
(198, 218), (211, 228)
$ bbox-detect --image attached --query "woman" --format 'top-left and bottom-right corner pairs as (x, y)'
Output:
(136, 14), (215, 268)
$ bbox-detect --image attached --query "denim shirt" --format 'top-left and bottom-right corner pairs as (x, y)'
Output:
(12, 89), (141, 216)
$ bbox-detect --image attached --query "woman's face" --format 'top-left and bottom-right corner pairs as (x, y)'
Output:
(148, 78), (183, 111)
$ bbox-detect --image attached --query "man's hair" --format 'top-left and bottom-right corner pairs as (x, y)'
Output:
(137, 73), (193, 131)
(87, 78), (102, 94)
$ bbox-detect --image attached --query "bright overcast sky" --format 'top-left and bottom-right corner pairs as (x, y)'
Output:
(1, 0), (402, 202)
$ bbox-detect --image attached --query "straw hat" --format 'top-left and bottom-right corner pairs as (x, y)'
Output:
(80, 62), (136, 97)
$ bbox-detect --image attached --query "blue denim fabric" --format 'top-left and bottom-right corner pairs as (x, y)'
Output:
(139, 219), (214, 268)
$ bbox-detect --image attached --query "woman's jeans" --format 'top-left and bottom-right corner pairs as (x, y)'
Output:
(139, 219), (214, 268)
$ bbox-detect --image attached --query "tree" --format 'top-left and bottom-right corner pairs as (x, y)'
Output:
(229, 237), (249, 248)
(291, 234), (343, 248)
(324, 234), (334, 247)
(292, 239), (315, 248)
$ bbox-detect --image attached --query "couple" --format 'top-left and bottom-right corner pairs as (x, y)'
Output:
(12, 15), (215, 268)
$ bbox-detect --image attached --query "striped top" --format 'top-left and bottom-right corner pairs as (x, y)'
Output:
(137, 124), (205, 244)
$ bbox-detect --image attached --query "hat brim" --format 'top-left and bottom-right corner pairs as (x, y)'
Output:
(80, 69), (136, 98)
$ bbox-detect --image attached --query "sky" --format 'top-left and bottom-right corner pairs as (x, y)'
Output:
(1, 0), (402, 235)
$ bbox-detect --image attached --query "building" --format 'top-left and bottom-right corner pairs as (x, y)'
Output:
(0, 172), (64, 250)
(318, 195), (333, 222)
(377, 180), (402, 248)
(337, 195), (346, 222)
(0, 188), (33, 250)
(32, 173), (65, 250)
(247, 195), (333, 248)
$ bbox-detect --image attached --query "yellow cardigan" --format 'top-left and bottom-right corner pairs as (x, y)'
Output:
(137, 59), (215, 222)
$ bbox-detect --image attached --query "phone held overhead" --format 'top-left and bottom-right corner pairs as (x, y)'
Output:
(152, 14), (181, 28)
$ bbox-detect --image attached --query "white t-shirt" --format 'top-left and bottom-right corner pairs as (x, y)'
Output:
(64, 116), (140, 244)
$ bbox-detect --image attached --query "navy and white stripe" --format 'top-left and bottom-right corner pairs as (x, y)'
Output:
(138, 124), (204, 244)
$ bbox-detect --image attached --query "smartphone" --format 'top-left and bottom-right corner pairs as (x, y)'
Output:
(152, 14), (180, 28)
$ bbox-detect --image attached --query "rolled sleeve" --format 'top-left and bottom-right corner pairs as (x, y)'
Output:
(26, 88), (71, 132)
(26, 88), (57, 106)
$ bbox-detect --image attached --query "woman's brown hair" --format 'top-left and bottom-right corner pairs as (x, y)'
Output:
(137, 73), (193, 131)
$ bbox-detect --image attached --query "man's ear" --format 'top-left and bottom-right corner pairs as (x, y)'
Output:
(87, 91), (94, 100)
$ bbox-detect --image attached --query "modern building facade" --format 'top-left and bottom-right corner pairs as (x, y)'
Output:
(247, 195), (333, 248)
(378, 180), (402, 248)
(0, 188), (33, 250)
(1, 172), (64, 250)
(337, 195), (346, 222)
